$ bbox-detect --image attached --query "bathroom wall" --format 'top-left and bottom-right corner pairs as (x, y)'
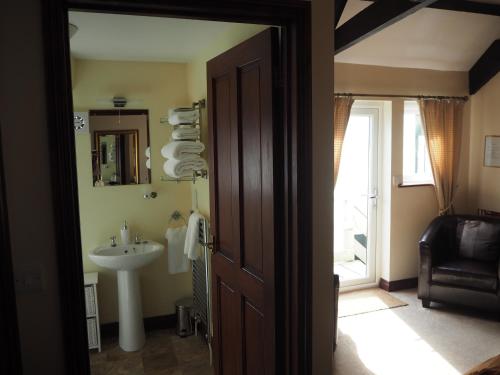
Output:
(73, 59), (194, 323)
(335, 62), (470, 281)
(186, 23), (268, 218)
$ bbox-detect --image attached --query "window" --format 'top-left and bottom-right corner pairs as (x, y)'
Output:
(403, 101), (434, 185)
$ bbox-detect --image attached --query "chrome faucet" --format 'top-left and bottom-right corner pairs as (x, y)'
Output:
(110, 235), (117, 247)
(134, 233), (142, 244)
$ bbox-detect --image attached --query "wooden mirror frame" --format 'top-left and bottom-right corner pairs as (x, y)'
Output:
(42, 1), (313, 374)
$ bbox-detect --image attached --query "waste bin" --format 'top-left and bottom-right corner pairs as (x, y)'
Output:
(175, 298), (194, 337)
(333, 274), (340, 352)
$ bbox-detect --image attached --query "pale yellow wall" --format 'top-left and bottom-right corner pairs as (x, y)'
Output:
(468, 74), (500, 212)
(335, 62), (470, 281)
(186, 23), (267, 218)
(73, 59), (194, 323)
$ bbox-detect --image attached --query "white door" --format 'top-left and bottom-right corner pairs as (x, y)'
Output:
(334, 105), (379, 288)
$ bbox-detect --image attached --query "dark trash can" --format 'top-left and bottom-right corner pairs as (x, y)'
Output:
(175, 298), (194, 337)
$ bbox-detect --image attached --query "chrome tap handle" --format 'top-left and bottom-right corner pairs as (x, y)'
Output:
(110, 236), (117, 247)
(134, 233), (142, 244)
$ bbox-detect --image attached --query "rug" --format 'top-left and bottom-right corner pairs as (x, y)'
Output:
(339, 288), (408, 318)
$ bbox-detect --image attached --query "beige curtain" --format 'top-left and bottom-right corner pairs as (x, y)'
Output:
(419, 99), (464, 215)
(334, 96), (354, 186)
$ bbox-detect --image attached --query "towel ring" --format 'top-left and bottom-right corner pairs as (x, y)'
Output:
(169, 210), (187, 225)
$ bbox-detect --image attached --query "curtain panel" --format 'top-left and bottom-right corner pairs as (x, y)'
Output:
(418, 99), (464, 215)
(333, 96), (354, 186)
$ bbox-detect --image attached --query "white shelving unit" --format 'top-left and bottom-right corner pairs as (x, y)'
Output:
(84, 272), (101, 352)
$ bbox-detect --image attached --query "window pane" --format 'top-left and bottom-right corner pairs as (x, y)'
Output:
(403, 101), (434, 184)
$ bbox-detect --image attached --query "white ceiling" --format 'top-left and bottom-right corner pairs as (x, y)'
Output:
(336, 0), (500, 71)
(68, 12), (243, 62)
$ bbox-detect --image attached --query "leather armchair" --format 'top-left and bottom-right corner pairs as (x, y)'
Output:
(418, 215), (500, 314)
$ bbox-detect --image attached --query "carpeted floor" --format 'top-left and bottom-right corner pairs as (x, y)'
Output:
(334, 289), (500, 375)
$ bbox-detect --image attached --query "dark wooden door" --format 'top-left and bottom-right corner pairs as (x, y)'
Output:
(207, 28), (279, 375)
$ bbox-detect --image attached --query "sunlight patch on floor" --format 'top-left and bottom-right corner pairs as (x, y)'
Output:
(339, 309), (460, 375)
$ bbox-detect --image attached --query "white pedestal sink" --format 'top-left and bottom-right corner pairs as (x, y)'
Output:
(89, 241), (164, 351)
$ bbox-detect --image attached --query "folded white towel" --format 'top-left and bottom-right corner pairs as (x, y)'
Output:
(163, 157), (206, 179)
(184, 212), (204, 260)
(169, 108), (198, 116)
(168, 108), (199, 125)
(172, 127), (200, 140)
(166, 226), (190, 274)
(161, 141), (205, 160)
(145, 146), (150, 158)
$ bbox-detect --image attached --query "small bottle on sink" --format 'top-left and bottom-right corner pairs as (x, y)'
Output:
(120, 220), (130, 245)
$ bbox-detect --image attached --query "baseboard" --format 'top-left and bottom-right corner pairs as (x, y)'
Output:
(101, 314), (177, 338)
(379, 277), (418, 292)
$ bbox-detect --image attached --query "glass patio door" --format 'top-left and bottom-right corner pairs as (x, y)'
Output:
(334, 106), (378, 287)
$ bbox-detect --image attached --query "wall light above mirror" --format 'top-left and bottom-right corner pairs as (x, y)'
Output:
(89, 109), (151, 187)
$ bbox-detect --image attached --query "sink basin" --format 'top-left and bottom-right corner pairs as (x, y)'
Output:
(88, 240), (164, 351)
(89, 241), (164, 271)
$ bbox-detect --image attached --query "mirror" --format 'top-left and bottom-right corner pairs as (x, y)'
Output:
(89, 110), (150, 186)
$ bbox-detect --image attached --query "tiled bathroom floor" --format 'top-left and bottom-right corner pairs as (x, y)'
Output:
(90, 329), (213, 375)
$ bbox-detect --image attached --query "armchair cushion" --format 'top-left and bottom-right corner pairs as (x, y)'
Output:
(432, 259), (498, 292)
(457, 220), (500, 262)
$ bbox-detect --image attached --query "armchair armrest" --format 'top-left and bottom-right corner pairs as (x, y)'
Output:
(419, 217), (448, 265)
(418, 217), (447, 300)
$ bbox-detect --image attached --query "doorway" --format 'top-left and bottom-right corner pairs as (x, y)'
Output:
(334, 104), (379, 287)
(41, 1), (313, 374)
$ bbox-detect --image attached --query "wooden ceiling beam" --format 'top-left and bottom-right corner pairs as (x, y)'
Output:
(362, 0), (500, 17)
(469, 40), (500, 95)
(335, 0), (438, 54)
(335, 0), (348, 27)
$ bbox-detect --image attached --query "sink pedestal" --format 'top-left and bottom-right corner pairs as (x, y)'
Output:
(117, 270), (145, 351)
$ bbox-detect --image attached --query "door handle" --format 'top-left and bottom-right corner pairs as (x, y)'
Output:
(202, 235), (215, 254)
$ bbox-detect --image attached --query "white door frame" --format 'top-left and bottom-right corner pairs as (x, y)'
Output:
(336, 101), (384, 290)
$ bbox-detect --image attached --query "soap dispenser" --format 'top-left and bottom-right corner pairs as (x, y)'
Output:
(120, 220), (130, 245)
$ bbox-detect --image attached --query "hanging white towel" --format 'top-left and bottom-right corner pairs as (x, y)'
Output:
(145, 146), (150, 158)
(146, 158), (151, 170)
(172, 127), (200, 140)
(184, 212), (204, 260)
(163, 157), (206, 179)
(166, 226), (190, 274)
(161, 141), (205, 160)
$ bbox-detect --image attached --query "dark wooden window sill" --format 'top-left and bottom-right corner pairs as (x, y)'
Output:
(398, 182), (434, 188)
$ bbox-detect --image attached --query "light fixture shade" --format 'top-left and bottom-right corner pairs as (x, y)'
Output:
(68, 23), (78, 39)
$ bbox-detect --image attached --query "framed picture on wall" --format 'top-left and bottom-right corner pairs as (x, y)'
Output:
(484, 136), (500, 168)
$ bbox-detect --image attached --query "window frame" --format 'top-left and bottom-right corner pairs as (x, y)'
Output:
(401, 100), (434, 187)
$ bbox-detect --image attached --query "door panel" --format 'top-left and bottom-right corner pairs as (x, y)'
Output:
(218, 280), (239, 374)
(243, 300), (265, 374)
(240, 61), (264, 278)
(213, 75), (235, 261)
(208, 28), (278, 375)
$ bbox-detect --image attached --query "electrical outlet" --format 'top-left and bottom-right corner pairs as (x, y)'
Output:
(15, 266), (44, 294)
